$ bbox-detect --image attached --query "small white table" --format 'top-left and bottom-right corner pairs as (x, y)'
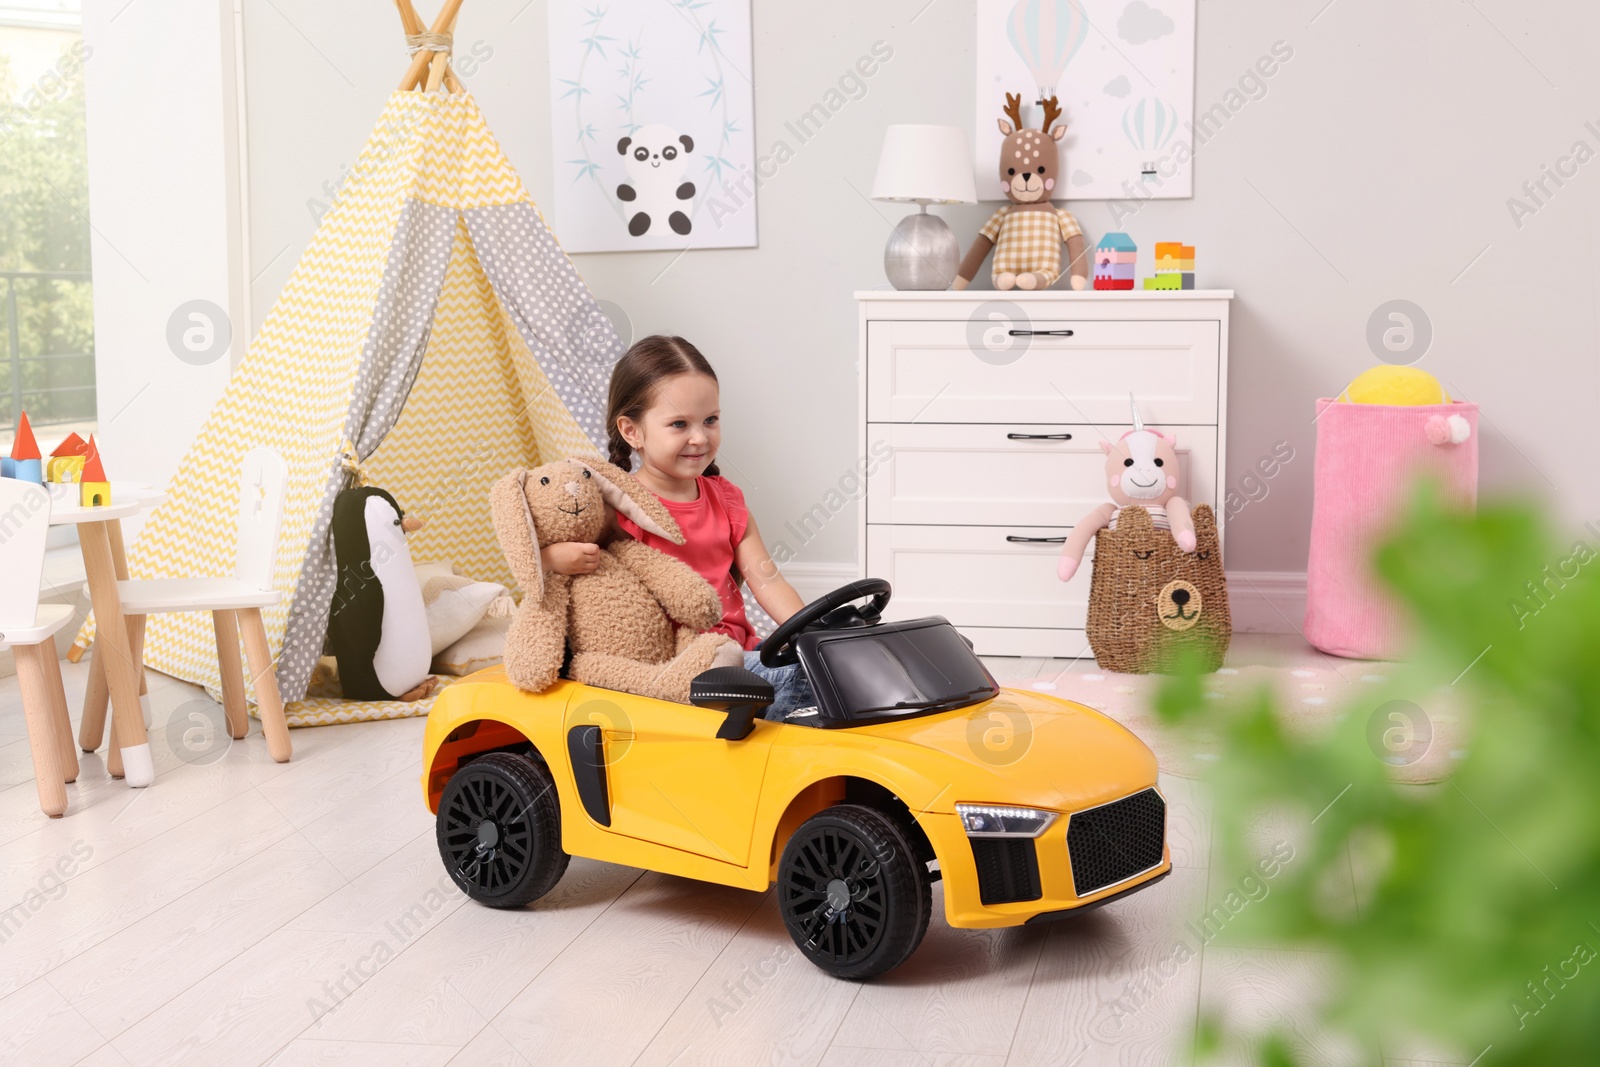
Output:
(48, 487), (164, 787)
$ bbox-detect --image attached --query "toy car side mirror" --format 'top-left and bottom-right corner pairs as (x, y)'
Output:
(690, 666), (775, 741)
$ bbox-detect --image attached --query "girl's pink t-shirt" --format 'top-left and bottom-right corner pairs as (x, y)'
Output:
(614, 474), (758, 650)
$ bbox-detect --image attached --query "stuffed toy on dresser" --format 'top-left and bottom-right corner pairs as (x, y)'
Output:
(952, 93), (1090, 292)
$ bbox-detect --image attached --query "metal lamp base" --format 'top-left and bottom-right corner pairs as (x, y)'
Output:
(884, 209), (959, 290)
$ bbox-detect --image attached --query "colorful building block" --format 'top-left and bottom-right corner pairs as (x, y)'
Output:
(3, 411), (43, 484)
(1099, 232), (1138, 255)
(1094, 232), (1139, 290)
(80, 434), (110, 507)
(47, 431), (89, 483)
(1147, 241), (1196, 290)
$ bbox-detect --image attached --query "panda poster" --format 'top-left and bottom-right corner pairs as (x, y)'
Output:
(546, 0), (758, 253)
(974, 0), (1196, 202)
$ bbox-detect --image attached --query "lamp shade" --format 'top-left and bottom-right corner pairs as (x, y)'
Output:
(870, 124), (978, 204)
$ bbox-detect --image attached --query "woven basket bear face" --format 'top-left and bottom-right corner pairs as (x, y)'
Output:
(1087, 504), (1231, 673)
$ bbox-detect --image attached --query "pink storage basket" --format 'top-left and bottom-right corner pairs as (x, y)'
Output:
(1304, 399), (1478, 659)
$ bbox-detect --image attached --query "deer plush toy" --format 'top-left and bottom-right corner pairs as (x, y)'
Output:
(1057, 400), (1197, 583)
(953, 93), (1090, 292)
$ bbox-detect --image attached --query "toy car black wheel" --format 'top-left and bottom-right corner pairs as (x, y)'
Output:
(436, 752), (568, 909)
(778, 804), (932, 979)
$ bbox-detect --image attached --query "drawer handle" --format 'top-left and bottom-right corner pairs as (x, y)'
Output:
(1008, 329), (1074, 337)
(1006, 432), (1072, 441)
(1006, 535), (1068, 544)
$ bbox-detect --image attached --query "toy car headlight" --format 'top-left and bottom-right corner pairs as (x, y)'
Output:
(956, 804), (1057, 838)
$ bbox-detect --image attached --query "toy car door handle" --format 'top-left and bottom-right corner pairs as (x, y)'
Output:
(1006, 534), (1068, 543)
(1006, 432), (1072, 440)
(1007, 328), (1072, 336)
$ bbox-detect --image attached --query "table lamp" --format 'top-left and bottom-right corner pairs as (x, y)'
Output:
(871, 125), (978, 290)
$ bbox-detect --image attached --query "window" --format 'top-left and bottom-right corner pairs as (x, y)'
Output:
(0, 1), (95, 442)
(803, 619), (999, 724)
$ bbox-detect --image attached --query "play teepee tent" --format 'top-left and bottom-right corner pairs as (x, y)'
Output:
(83, 1), (618, 713)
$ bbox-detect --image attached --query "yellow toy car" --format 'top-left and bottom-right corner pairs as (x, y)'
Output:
(421, 580), (1170, 979)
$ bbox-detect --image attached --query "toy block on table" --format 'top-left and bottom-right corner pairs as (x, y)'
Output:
(1143, 273), (1183, 290)
(46, 431), (88, 481)
(79, 435), (110, 507)
(3, 411), (44, 484)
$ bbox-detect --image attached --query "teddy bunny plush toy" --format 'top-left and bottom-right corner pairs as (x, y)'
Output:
(952, 93), (1090, 292)
(490, 457), (743, 702)
(1057, 401), (1197, 582)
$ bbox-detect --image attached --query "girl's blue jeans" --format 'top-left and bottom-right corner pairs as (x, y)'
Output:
(743, 651), (817, 721)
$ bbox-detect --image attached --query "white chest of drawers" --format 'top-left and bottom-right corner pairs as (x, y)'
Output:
(856, 289), (1233, 658)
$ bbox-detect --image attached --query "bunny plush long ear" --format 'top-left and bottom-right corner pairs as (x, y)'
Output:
(490, 470), (543, 600)
(574, 457), (686, 544)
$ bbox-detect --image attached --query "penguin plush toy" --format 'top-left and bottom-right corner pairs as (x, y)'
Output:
(329, 486), (436, 702)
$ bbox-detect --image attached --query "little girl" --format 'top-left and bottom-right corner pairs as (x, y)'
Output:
(539, 335), (815, 717)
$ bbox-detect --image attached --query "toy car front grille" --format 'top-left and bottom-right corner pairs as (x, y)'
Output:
(1067, 788), (1166, 897)
(970, 838), (1042, 905)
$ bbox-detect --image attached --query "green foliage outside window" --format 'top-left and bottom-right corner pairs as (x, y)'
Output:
(0, 39), (96, 432)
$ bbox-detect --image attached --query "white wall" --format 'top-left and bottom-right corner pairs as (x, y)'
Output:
(218, 0), (1600, 578)
(82, 0), (247, 505)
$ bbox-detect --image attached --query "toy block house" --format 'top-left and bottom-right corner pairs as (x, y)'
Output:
(1093, 232), (1138, 290)
(47, 431), (89, 482)
(2, 411), (44, 484)
(80, 435), (111, 507)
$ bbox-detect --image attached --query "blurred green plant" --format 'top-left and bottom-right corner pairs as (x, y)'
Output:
(1158, 486), (1600, 1064)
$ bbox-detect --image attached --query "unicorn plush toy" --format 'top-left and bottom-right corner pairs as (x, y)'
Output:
(1057, 398), (1197, 582)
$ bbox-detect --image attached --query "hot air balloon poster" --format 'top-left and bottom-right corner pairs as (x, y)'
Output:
(974, 0), (1197, 201)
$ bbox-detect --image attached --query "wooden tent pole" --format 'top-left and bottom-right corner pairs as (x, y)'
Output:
(393, 0), (424, 36)
(431, 0), (466, 93)
(397, 0), (466, 91)
(397, 0), (459, 91)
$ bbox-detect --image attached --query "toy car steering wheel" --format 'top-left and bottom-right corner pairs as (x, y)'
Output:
(760, 578), (891, 668)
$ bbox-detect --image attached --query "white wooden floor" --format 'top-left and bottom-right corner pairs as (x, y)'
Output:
(0, 640), (1469, 1067)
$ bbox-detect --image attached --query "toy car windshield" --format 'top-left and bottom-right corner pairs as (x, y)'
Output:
(796, 616), (998, 726)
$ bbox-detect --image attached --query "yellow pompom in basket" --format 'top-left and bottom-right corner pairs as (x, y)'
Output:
(1338, 365), (1450, 406)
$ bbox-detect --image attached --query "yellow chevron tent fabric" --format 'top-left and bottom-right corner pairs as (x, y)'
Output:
(84, 91), (619, 723)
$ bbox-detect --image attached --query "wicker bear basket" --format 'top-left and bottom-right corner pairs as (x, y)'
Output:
(1086, 504), (1231, 673)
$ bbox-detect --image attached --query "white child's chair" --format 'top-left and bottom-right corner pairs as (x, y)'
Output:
(79, 447), (294, 763)
(0, 477), (80, 817)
